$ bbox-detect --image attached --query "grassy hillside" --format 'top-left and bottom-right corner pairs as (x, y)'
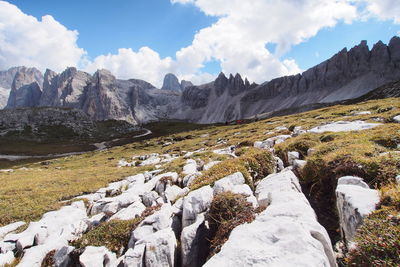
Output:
(0, 97), (399, 257)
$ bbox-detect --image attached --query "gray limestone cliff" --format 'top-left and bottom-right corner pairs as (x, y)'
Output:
(2, 37), (400, 124)
(5, 67), (43, 109)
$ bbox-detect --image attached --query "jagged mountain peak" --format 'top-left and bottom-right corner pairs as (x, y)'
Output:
(161, 73), (181, 91)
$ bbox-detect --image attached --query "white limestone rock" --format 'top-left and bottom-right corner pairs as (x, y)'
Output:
(86, 213), (107, 229)
(122, 245), (145, 267)
(203, 161), (221, 171)
(126, 173), (146, 185)
(336, 176), (380, 243)
(288, 151), (300, 165)
(213, 146), (236, 157)
(182, 159), (198, 176)
(110, 201), (146, 221)
(181, 213), (209, 267)
(164, 185), (189, 202)
(213, 172), (257, 207)
(182, 185), (213, 227)
(6, 202), (88, 252)
(353, 111), (371, 115)
(0, 221), (25, 239)
(129, 204), (173, 248)
(183, 172), (202, 187)
(79, 246), (117, 267)
(293, 159), (307, 171)
(0, 251), (14, 266)
(308, 120), (381, 133)
(337, 176), (369, 188)
(274, 156), (284, 172)
(135, 228), (177, 267)
(393, 115), (400, 123)
(142, 191), (160, 207)
(255, 170), (302, 209)
(17, 239), (67, 267)
(140, 154), (161, 166)
(54, 245), (75, 267)
(204, 170), (337, 267)
(213, 172), (245, 195)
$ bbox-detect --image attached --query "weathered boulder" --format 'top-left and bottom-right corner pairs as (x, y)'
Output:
(308, 120), (381, 133)
(128, 228), (176, 267)
(128, 204), (173, 248)
(182, 159), (198, 176)
(79, 246), (117, 267)
(213, 172), (257, 207)
(142, 191), (160, 207)
(182, 185), (214, 227)
(183, 172), (202, 187)
(4, 201), (88, 253)
(17, 239), (67, 267)
(204, 170), (337, 267)
(54, 245), (75, 267)
(255, 170), (302, 209)
(0, 221), (25, 239)
(110, 201), (146, 221)
(288, 151), (300, 165)
(164, 185), (189, 203)
(393, 115), (400, 123)
(336, 176), (380, 244)
(181, 213), (209, 267)
(122, 245), (146, 267)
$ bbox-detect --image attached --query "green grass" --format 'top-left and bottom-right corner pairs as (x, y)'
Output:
(71, 218), (142, 256)
(190, 147), (275, 191)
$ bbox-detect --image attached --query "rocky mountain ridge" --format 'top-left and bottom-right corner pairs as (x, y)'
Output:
(2, 37), (400, 124)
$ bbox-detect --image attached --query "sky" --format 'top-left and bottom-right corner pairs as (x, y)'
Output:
(1, 0), (400, 87)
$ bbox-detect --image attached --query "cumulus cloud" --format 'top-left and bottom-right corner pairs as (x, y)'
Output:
(365, 0), (400, 23)
(0, 1), (85, 72)
(85, 47), (175, 87)
(171, 0), (358, 83)
(2, 0), (400, 88)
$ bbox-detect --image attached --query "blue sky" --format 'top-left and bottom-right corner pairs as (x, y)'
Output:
(7, 0), (217, 60)
(1, 0), (400, 86)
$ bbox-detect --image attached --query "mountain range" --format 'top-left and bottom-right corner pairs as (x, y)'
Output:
(1, 37), (400, 124)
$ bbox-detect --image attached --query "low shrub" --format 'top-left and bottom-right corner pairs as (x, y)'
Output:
(189, 148), (275, 190)
(71, 218), (142, 256)
(346, 209), (400, 266)
(275, 133), (321, 163)
(206, 192), (256, 257)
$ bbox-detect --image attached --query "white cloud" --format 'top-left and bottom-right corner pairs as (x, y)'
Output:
(0, 1), (85, 72)
(172, 0), (357, 83)
(2, 0), (400, 88)
(365, 0), (400, 23)
(85, 47), (175, 87)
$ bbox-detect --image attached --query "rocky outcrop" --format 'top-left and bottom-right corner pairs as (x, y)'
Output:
(5, 67), (43, 109)
(205, 170), (337, 267)
(335, 176), (380, 245)
(0, 67), (29, 108)
(39, 67), (91, 108)
(176, 37), (400, 123)
(3, 37), (400, 124)
(161, 73), (182, 91)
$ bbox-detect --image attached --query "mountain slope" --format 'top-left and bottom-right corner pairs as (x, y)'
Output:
(2, 37), (400, 124)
